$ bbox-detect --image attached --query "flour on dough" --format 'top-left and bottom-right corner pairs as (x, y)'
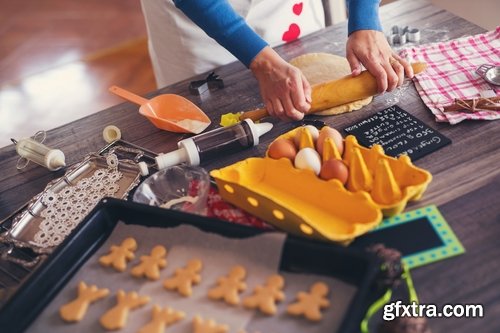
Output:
(289, 53), (372, 115)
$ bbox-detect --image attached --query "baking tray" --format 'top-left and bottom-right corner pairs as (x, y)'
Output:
(0, 198), (385, 333)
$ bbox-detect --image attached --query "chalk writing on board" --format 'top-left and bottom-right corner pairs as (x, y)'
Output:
(343, 105), (451, 161)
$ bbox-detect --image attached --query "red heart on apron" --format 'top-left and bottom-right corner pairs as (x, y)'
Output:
(282, 23), (301, 43)
(293, 2), (303, 15)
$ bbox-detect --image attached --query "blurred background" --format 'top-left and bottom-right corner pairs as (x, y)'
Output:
(0, 0), (155, 148)
(0, 0), (497, 148)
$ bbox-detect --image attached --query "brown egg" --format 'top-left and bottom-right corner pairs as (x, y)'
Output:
(267, 138), (298, 161)
(319, 159), (349, 184)
(316, 126), (344, 157)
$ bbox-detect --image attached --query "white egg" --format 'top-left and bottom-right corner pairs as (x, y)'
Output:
(303, 125), (320, 141)
(293, 125), (320, 148)
(294, 148), (322, 175)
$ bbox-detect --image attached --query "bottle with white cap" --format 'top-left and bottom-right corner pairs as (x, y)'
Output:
(156, 119), (273, 170)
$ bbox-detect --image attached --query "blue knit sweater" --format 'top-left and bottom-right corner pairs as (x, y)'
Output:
(173, 0), (382, 67)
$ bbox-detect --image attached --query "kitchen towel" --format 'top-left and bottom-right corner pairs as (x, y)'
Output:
(400, 26), (500, 124)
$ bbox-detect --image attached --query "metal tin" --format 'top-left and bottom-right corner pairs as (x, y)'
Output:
(0, 154), (142, 256)
(476, 64), (500, 86)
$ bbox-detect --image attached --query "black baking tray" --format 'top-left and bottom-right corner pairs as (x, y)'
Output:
(0, 198), (385, 333)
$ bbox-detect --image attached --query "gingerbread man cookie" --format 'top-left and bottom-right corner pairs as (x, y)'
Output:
(208, 265), (247, 305)
(99, 237), (137, 272)
(131, 245), (168, 280)
(138, 305), (185, 333)
(286, 281), (330, 321)
(59, 281), (109, 322)
(242, 274), (285, 315)
(192, 315), (229, 333)
(99, 290), (150, 330)
(163, 258), (202, 297)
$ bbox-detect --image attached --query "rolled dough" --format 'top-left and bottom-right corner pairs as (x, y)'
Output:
(289, 53), (372, 115)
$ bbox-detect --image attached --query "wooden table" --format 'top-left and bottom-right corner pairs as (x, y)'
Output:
(1, 0), (498, 331)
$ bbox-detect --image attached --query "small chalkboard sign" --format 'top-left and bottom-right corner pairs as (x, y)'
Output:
(352, 205), (465, 269)
(344, 105), (451, 161)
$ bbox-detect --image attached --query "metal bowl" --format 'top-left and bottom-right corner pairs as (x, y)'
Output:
(132, 165), (210, 215)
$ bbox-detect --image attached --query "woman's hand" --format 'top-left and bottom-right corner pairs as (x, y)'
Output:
(346, 30), (414, 93)
(250, 46), (311, 120)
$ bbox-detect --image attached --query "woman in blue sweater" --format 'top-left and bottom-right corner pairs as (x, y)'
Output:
(141, 0), (413, 120)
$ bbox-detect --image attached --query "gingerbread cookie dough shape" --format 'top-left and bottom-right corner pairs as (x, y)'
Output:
(99, 237), (137, 272)
(59, 281), (109, 322)
(287, 281), (330, 321)
(138, 305), (185, 333)
(242, 274), (285, 315)
(163, 258), (203, 297)
(208, 265), (247, 306)
(193, 315), (229, 333)
(131, 245), (168, 280)
(289, 53), (372, 115)
(100, 290), (150, 330)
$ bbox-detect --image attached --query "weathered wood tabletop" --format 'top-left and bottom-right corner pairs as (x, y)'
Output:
(0, 0), (498, 331)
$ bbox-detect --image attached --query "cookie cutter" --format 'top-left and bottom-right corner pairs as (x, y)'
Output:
(387, 33), (406, 46)
(386, 25), (421, 46)
(476, 64), (500, 86)
(407, 28), (421, 43)
(189, 71), (224, 95)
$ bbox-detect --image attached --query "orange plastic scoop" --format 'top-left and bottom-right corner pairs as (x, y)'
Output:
(109, 85), (211, 134)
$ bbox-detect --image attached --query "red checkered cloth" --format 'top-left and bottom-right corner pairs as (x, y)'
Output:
(205, 186), (273, 230)
(400, 27), (500, 124)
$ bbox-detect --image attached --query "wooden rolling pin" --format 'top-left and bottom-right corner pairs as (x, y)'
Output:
(239, 62), (427, 121)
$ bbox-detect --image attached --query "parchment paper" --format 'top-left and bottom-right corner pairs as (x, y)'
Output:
(27, 222), (358, 333)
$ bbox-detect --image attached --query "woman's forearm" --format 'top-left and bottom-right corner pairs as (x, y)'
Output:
(347, 0), (383, 34)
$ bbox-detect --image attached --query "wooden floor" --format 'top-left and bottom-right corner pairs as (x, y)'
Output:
(0, 0), (156, 148)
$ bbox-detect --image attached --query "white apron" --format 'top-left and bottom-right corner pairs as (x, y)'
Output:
(140, 0), (325, 87)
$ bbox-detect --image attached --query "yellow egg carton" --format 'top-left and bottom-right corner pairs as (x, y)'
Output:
(210, 157), (382, 244)
(210, 126), (432, 244)
(275, 127), (433, 217)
